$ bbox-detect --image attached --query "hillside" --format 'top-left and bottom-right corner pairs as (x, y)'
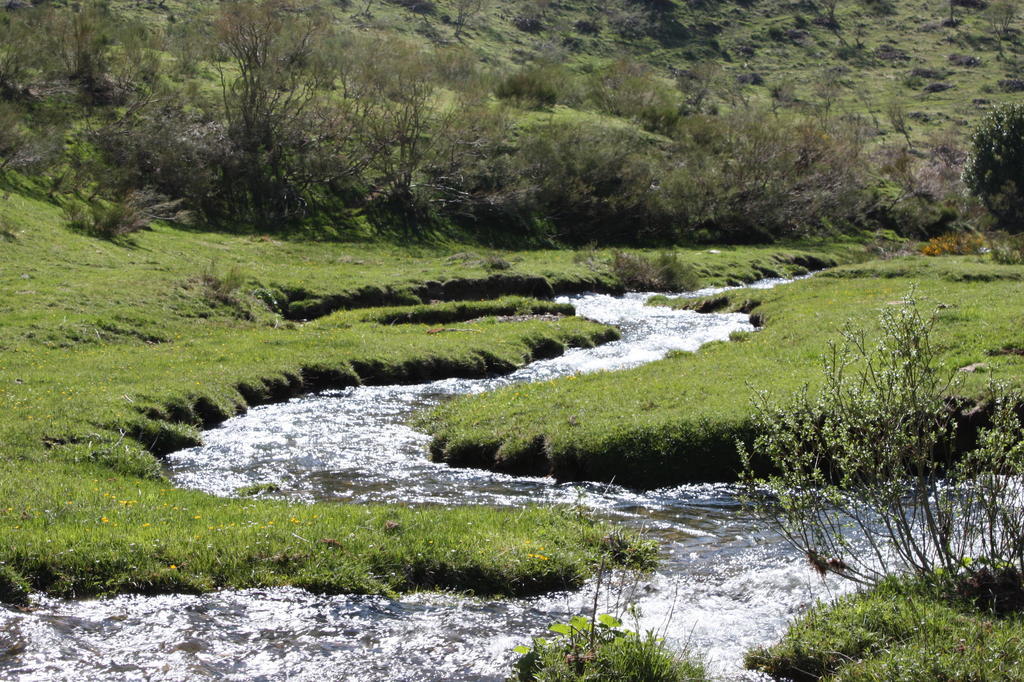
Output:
(102, 0), (1024, 143)
(0, 0), (1016, 245)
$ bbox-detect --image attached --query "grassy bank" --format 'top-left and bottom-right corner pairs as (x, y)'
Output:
(0, 186), (863, 601)
(424, 256), (1024, 488)
(746, 575), (1024, 681)
(0, 299), (631, 599)
(0, 457), (657, 602)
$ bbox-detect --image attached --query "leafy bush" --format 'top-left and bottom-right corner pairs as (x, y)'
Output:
(610, 252), (701, 291)
(586, 60), (683, 136)
(499, 121), (658, 242)
(919, 231), (985, 256)
(495, 65), (562, 107)
(964, 103), (1024, 231)
(511, 614), (707, 682)
(64, 197), (146, 239)
(658, 112), (869, 241)
(988, 231), (1024, 264)
(740, 292), (1024, 586)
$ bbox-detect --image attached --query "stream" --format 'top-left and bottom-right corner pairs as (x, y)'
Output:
(0, 279), (848, 681)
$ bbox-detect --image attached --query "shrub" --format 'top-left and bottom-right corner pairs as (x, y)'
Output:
(511, 614), (707, 682)
(500, 122), (659, 242)
(609, 252), (701, 291)
(586, 60), (683, 136)
(197, 263), (248, 305)
(63, 191), (188, 240)
(989, 231), (1024, 264)
(661, 112), (869, 241)
(740, 292), (1024, 586)
(964, 103), (1024, 231)
(919, 231), (986, 256)
(495, 65), (561, 107)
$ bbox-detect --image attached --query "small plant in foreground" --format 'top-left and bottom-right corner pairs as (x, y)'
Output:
(740, 290), (1024, 586)
(510, 613), (706, 682)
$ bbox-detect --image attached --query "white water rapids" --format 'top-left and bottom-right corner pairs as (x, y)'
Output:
(0, 279), (851, 681)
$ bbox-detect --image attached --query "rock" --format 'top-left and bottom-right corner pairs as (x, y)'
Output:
(949, 53), (981, 67)
(958, 363), (987, 373)
(513, 15), (543, 32)
(876, 44), (910, 61)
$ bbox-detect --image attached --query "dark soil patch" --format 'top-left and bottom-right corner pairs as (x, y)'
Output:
(988, 347), (1024, 356)
(956, 567), (1024, 616)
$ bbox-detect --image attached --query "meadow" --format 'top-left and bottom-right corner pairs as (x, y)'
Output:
(0, 185), (855, 602)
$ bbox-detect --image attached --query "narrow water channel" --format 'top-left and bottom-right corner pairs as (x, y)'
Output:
(1, 279), (847, 681)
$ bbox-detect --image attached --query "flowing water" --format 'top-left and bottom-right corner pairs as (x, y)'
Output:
(1, 279), (849, 681)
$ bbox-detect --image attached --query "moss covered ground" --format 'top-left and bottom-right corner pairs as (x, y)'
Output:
(0, 184), (863, 601)
(424, 256), (1024, 488)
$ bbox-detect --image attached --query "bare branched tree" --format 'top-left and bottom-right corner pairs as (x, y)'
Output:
(215, 0), (328, 224)
(453, 0), (489, 38)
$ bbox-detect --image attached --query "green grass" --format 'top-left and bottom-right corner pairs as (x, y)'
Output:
(423, 256), (1024, 488)
(0, 185), (861, 601)
(0, 457), (657, 599)
(746, 575), (1024, 681)
(0, 184), (857, 352)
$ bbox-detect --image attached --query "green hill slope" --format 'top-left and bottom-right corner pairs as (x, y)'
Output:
(102, 0), (1024, 143)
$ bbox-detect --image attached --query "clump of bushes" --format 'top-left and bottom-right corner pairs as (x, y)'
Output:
(1, 0), (989, 246)
(494, 64), (563, 107)
(989, 231), (1024, 264)
(610, 252), (701, 291)
(964, 103), (1024, 230)
(63, 196), (148, 239)
(195, 263), (248, 306)
(919, 230), (986, 256)
(63, 191), (189, 240)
